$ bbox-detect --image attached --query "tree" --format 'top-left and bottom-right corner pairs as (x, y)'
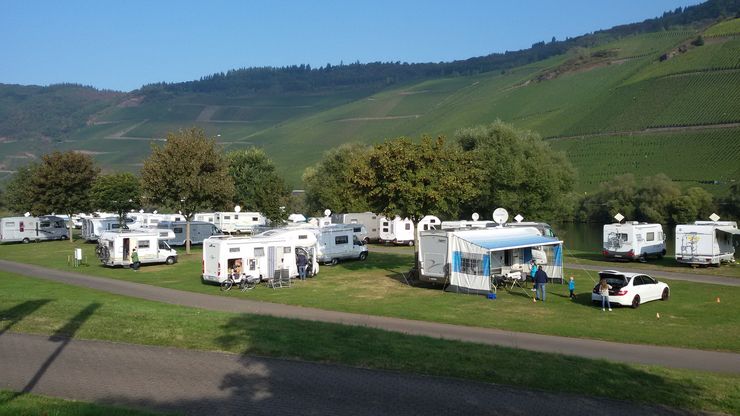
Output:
(90, 173), (141, 227)
(577, 174), (638, 223)
(3, 163), (38, 214)
(456, 121), (575, 222)
(303, 143), (371, 215)
(31, 151), (99, 240)
(351, 136), (482, 223)
(141, 127), (234, 254)
(634, 174), (681, 223)
(228, 148), (289, 224)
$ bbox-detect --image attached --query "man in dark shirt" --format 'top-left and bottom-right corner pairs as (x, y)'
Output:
(297, 253), (308, 280)
(535, 266), (548, 301)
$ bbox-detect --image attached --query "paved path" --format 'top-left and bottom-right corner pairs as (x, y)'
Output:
(0, 333), (698, 416)
(2, 260), (739, 374)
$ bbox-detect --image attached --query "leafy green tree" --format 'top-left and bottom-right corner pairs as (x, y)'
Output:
(717, 183), (740, 219)
(228, 148), (289, 224)
(31, 151), (99, 240)
(634, 174), (681, 223)
(90, 173), (141, 227)
(351, 136), (482, 223)
(3, 163), (38, 215)
(578, 174), (639, 223)
(670, 187), (715, 223)
(141, 127), (234, 254)
(456, 121), (575, 222)
(303, 143), (371, 215)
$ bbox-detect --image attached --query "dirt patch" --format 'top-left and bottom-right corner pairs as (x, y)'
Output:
(399, 90), (430, 96)
(334, 115), (421, 122)
(117, 95), (144, 108)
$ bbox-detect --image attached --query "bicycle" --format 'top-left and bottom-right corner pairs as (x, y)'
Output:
(220, 273), (260, 292)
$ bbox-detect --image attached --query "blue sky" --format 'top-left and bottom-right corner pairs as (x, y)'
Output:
(1, 0), (701, 92)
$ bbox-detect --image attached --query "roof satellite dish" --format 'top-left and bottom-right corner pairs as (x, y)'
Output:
(234, 205), (241, 213)
(514, 214), (524, 223)
(471, 213), (480, 221)
(492, 208), (508, 225)
(153, 210), (158, 215)
(24, 212), (31, 217)
(324, 209), (331, 217)
(614, 213), (624, 223)
(139, 209), (144, 214)
(709, 213), (720, 222)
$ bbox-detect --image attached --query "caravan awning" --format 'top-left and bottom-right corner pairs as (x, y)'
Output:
(463, 235), (562, 251)
(717, 227), (740, 236)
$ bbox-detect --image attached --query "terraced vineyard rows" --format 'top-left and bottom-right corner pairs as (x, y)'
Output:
(703, 17), (740, 37)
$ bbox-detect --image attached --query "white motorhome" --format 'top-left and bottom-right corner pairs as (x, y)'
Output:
(0, 216), (69, 243)
(331, 212), (379, 242)
(96, 230), (178, 267)
(416, 226), (563, 293)
(603, 222), (666, 261)
(675, 221), (738, 265)
(158, 221), (223, 246)
(129, 213), (184, 229)
(81, 217), (128, 241)
(313, 224), (369, 264)
(210, 211), (266, 233)
(379, 216), (415, 245)
(440, 220), (493, 230)
(502, 221), (557, 237)
(202, 235), (301, 284)
(256, 227), (320, 276)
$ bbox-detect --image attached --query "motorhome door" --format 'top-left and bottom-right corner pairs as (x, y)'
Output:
(420, 235), (447, 277)
(123, 238), (130, 261)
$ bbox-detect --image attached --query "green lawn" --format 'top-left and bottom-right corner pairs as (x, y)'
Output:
(1, 240), (739, 352)
(1, 272), (738, 414)
(0, 390), (168, 416)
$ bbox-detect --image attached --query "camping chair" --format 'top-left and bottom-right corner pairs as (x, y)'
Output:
(278, 268), (292, 288)
(266, 272), (282, 289)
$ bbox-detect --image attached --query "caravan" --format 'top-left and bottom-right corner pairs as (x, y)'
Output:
(603, 222), (666, 261)
(416, 226), (563, 294)
(81, 217), (129, 241)
(158, 221), (222, 246)
(202, 235), (303, 284)
(675, 221), (738, 265)
(379, 216), (415, 245)
(0, 216), (69, 243)
(256, 227), (320, 275)
(331, 212), (379, 243)
(210, 211), (266, 233)
(96, 230), (178, 267)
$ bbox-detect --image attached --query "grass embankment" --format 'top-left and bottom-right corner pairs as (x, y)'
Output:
(0, 390), (167, 416)
(1, 272), (738, 414)
(1, 240), (739, 352)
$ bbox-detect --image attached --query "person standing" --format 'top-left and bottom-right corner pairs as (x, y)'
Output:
(297, 252), (308, 280)
(535, 266), (548, 301)
(131, 248), (140, 272)
(599, 278), (612, 311)
(568, 276), (576, 299)
(529, 260), (538, 292)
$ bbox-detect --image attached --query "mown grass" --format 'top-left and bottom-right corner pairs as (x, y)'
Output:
(1, 240), (739, 352)
(1, 272), (738, 414)
(0, 390), (168, 416)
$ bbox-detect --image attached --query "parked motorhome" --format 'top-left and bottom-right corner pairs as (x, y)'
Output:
(314, 224), (369, 264)
(96, 230), (178, 267)
(603, 222), (666, 261)
(256, 227), (320, 276)
(0, 216), (69, 243)
(129, 213), (184, 229)
(440, 220), (493, 230)
(209, 211), (266, 233)
(81, 217), (128, 241)
(503, 221), (556, 237)
(157, 221), (223, 246)
(194, 212), (216, 224)
(675, 221), (738, 266)
(202, 235), (301, 284)
(379, 216), (415, 245)
(332, 212), (379, 242)
(416, 226), (563, 293)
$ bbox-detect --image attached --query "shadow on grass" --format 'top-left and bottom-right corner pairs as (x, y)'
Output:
(0, 300), (52, 336)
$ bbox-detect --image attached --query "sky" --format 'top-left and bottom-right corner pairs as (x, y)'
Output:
(1, 0), (702, 92)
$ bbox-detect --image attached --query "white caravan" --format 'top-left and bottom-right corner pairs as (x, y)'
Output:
(440, 219), (493, 230)
(128, 213), (184, 229)
(675, 221), (738, 265)
(158, 221), (223, 246)
(202, 235), (301, 284)
(416, 215), (441, 240)
(256, 227), (320, 276)
(0, 216), (69, 243)
(331, 212), (379, 242)
(379, 216), (415, 245)
(313, 224), (369, 264)
(96, 230), (178, 267)
(503, 221), (556, 237)
(81, 217), (128, 241)
(210, 211), (266, 233)
(602, 222), (666, 261)
(416, 226), (564, 293)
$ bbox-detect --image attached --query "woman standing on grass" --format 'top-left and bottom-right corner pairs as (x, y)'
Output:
(599, 278), (612, 312)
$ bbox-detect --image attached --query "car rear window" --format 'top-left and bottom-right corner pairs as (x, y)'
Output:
(598, 273), (628, 288)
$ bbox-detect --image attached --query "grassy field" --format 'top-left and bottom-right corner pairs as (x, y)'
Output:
(704, 17), (740, 37)
(0, 390), (166, 416)
(1, 240), (739, 352)
(1, 272), (738, 414)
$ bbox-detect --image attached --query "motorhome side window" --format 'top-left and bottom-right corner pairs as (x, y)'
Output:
(174, 227), (183, 233)
(335, 235), (349, 245)
(234, 215), (239, 219)
(618, 233), (628, 242)
(646, 232), (655, 241)
(405, 223), (411, 230)
(283, 247), (291, 254)
(298, 234), (308, 240)
(252, 217), (258, 221)
(54, 221), (64, 228)
(224, 216), (230, 220)
(138, 240), (150, 249)
(353, 227), (361, 232)
(5, 221), (14, 227)
(40, 220), (51, 228)
(229, 248), (240, 253)
(254, 247), (265, 257)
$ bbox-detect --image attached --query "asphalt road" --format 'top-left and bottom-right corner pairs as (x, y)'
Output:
(0, 332), (699, 416)
(2, 259), (739, 374)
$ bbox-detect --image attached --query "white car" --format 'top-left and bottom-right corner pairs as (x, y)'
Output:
(591, 270), (670, 308)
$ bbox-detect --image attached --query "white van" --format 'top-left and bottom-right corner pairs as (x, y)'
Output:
(0, 216), (69, 243)
(314, 224), (369, 264)
(675, 221), (738, 266)
(96, 230), (178, 267)
(202, 235), (301, 283)
(603, 222), (666, 261)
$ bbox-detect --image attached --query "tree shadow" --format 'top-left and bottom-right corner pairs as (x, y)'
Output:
(0, 300), (52, 336)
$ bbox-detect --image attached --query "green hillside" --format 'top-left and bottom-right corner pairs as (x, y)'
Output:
(1, 11), (739, 195)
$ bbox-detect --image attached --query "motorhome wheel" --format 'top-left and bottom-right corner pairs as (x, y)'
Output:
(359, 252), (368, 261)
(407, 240), (414, 246)
(22, 238), (30, 244)
(166, 256), (176, 265)
(330, 258), (338, 266)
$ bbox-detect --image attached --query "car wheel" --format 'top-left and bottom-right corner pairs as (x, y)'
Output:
(631, 295), (641, 309)
(661, 288), (670, 301)
(22, 238), (30, 244)
(330, 258), (338, 266)
(359, 252), (368, 261)
(166, 256), (176, 265)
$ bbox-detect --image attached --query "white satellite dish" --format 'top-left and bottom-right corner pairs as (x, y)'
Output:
(492, 208), (508, 225)
(24, 212), (31, 217)
(139, 209), (144, 214)
(471, 212), (480, 221)
(709, 213), (720, 222)
(324, 209), (331, 217)
(153, 210), (158, 215)
(514, 214), (524, 223)
(234, 205), (241, 213)
(614, 212), (624, 223)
